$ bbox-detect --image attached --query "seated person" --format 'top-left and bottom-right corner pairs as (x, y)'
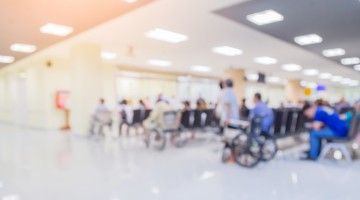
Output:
(90, 98), (112, 135)
(250, 93), (274, 135)
(302, 102), (349, 160)
(143, 96), (170, 131)
(239, 98), (250, 120)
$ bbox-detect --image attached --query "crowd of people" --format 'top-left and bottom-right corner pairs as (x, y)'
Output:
(89, 79), (360, 161)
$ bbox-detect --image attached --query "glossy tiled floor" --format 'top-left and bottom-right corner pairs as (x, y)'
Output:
(0, 124), (359, 200)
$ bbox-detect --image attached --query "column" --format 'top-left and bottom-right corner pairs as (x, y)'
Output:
(286, 79), (303, 104)
(69, 43), (103, 135)
(223, 68), (246, 102)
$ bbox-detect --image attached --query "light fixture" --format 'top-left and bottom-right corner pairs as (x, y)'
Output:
(101, 51), (117, 60)
(147, 59), (172, 67)
(349, 80), (359, 87)
(254, 56), (277, 65)
(331, 76), (342, 82)
(341, 57), (360, 65)
(123, 0), (138, 3)
(282, 64), (302, 72)
(303, 68), (319, 76)
(322, 48), (345, 57)
(354, 64), (360, 71)
(10, 43), (37, 53)
(246, 10), (284, 25)
(301, 81), (317, 88)
(0, 55), (15, 63)
(212, 46), (243, 56)
(145, 28), (188, 43)
(191, 65), (211, 72)
(267, 76), (280, 83)
(319, 73), (332, 79)
(246, 73), (259, 81)
(294, 34), (323, 46)
(340, 78), (352, 85)
(40, 23), (73, 36)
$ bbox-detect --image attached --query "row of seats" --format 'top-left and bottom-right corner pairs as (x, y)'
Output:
(125, 108), (307, 138)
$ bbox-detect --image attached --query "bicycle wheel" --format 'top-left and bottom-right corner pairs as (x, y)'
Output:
(145, 129), (166, 151)
(259, 136), (278, 161)
(232, 133), (261, 168)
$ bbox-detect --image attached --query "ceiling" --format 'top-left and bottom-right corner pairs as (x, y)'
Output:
(4, 0), (360, 88)
(0, 0), (154, 68)
(215, 0), (360, 73)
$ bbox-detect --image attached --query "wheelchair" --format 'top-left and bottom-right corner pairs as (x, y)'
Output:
(144, 111), (188, 151)
(222, 117), (278, 168)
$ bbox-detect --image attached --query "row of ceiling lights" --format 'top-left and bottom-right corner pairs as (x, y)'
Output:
(246, 10), (360, 86)
(0, 0), (139, 65)
(101, 26), (358, 87)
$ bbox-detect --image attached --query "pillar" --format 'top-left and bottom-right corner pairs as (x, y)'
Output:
(223, 68), (246, 102)
(69, 44), (103, 135)
(286, 79), (303, 104)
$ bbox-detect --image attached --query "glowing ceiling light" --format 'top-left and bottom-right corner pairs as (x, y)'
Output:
(322, 48), (345, 57)
(146, 28), (188, 43)
(254, 56), (277, 65)
(147, 59), (172, 67)
(0, 55), (15, 63)
(212, 46), (243, 56)
(10, 43), (37, 53)
(294, 34), (323, 46)
(40, 23), (74, 36)
(246, 10), (284, 25)
(282, 64), (302, 72)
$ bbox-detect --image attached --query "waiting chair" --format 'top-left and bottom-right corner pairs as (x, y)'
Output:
(319, 112), (360, 162)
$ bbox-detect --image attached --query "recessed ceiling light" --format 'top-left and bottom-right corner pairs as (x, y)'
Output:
(147, 59), (172, 67)
(340, 78), (352, 85)
(10, 43), (37, 53)
(294, 34), (323, 46)
(123, 0), (137, 3)
(300, 81), (317, 88)
(331, 76), (342, 82)
(145, 28), (188, 43)
(246, 73), (259, 81)
(319, 73), (332, 79)
(0, 55), (15, 63)
(349, 80), (359, 87)
(40, 23), (73, 36)
(322, 48), (345, 57)
(254, 56), (277, 65)
(101, 51), (117, 60)
(341, 57), (360, 65)
(267, 76), (280, 83)
(282, 64), (302, 72)
(303, 68), (319, 76)
(212, 46), (243, 56)
(191, 65), (211, 73)
(354, 64), (360, 71)
(246, 10), (284, 25)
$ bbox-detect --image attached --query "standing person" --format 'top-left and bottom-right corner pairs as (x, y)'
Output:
(302, 102), (349, 160)
(222, 79), (240, 125)
(215, 80), (226, 134)
(239, 98), (250, 120)
(250, 93), (274, 134)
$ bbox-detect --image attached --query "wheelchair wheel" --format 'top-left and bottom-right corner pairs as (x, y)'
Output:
(232, 134), (261, 168)
(259, 136), (278, 162)
(221, 147), (232, 163)
(145, 129), (166, 151)
(170, 131), (188, 148)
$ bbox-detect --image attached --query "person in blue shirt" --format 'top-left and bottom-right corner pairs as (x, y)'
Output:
(302, 102), (349, 160)
(250, 93), (274, 134)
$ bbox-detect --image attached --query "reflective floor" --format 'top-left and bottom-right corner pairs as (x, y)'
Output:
(0, 124), (359, 200)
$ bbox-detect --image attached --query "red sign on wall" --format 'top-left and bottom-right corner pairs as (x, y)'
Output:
(55, 90), (70, 110)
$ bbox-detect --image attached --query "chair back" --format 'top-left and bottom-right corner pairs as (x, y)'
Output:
(95, 111), (112, 125)
(348, 112), (360, 140)
(162, 111), (180, 131)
